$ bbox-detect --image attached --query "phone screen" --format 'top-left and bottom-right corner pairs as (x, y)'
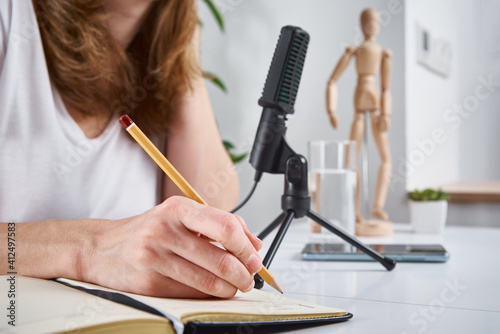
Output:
(301, 243), (449, 262)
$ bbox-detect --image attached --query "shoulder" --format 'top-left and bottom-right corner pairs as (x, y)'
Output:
(0, 0), (37, 55)
(344, 46), (357, 56)
(0, 0), (13, 22)
(382, 49), (393, 58)
(0, 0), (13, 39)
(0, 0), (38, 39)
(0, 0), (12, 68)
(0, 0), (40, 68)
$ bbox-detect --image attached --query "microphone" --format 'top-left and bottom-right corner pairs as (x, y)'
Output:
(241, 26), (395, 275)
(249, 26), (310, 176)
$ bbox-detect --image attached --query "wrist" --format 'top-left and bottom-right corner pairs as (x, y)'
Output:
(75, 218), (112, 283)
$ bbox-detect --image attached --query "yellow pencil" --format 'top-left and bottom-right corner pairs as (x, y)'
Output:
(119, 115), (282, 294)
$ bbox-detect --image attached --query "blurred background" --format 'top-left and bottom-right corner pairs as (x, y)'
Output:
(198, 0), (500, 233)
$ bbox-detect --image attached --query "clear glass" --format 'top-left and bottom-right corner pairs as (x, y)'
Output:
(308, 140), (356, 243)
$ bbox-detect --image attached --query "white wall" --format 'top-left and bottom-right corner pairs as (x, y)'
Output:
(405, 0), (500, 189)
(199, 0), (407, 233)
(405, 0), (500, 226)
(456, 0), (500, 181)
(405, 0), (461, 190)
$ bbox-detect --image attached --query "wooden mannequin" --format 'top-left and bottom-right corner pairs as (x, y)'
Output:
(325, 8), (393, 236)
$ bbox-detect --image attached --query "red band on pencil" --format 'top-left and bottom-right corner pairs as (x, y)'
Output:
(119, 115), (134, 129)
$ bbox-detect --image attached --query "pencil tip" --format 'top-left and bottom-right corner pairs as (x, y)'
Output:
(269, 280), (283, 294)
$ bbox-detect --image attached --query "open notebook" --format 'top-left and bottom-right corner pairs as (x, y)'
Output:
(1, 276), (352, 334)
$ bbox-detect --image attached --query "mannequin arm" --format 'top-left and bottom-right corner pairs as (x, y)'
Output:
(380, 49), (392, 131)
(326, 46), (356, 129)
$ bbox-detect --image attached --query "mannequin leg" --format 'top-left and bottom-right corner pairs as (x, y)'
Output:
(369, 111), (392, 220)
(349, 111), (365, 222)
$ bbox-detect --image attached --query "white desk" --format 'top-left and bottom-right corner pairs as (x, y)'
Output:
(258, 220), (500, 334)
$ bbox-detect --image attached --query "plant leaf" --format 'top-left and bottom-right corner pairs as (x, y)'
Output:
(223, 140), (235, 150)
(408, 188), (449, 201)
(230, 152), (248, 164)
(223, 140), (248, 164)
(203, 0), (225, 32)
(210, 76), (227, 93)
(203, 71), (227, 93)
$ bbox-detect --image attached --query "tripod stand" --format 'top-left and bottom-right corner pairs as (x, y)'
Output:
(244, 25), (396, 289)
(253, 152), (396, 289)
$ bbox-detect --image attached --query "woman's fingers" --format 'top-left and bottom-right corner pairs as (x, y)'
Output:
(167, 229), (255, 294)
(166, 197), (263, 274)
(234, 215), (263, 251)
(136, 273), (211, 299)
(155, 252), (242, 298)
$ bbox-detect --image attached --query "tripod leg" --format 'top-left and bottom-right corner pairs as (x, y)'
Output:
(254, 210), (296, 289)
(257, 212), (286, 240)
(262, 210), (295, 268)
(306, 210), (396, 271)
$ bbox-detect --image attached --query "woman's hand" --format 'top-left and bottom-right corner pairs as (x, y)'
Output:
(85, 196), (263, 298)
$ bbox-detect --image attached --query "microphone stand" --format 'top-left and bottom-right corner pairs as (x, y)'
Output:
(253, 134), (396, 289)
(243, 25), (395, 289)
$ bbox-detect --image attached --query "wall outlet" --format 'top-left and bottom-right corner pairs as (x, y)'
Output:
(416, 23), (452, 77)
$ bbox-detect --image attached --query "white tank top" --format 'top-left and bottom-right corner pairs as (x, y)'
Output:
(0, 0), (160, 222)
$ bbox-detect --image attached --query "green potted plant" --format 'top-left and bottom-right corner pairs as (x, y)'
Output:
(408, 189), (449, 233)
(202, 0), (248, 164)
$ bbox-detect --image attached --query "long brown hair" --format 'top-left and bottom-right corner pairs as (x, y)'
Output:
(33, 0), (200, 137)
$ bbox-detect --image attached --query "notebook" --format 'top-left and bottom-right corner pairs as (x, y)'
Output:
(1, 275), (352, 334)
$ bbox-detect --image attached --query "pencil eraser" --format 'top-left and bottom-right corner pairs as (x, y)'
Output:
(119, 115), (133, 129)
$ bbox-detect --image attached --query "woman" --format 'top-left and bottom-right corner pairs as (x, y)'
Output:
(0, 0), (262, 298)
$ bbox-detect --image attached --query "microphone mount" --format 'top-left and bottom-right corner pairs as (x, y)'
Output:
(245, 26), (396, 290)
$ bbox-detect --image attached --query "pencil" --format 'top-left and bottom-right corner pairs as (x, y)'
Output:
(119, 115), (282, 294)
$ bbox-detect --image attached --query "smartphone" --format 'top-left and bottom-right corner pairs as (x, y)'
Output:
(301, 243), (450, 262)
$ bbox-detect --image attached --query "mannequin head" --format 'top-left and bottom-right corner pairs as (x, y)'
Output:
(360, 8), (380, 40)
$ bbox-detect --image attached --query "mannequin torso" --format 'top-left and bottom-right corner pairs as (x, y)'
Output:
(354, 40), (382, 111)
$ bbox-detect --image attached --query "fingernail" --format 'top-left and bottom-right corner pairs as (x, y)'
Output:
(243, 279), (255, 293)
(255, 237), (263, 248)
(246, 253), (263, 274)
(249, 235), (263, 251)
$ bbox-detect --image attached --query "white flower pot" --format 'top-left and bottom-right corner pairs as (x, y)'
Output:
(409, 200), (448, 234)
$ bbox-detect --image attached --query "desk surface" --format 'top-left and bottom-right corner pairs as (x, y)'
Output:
(258, 220), (500, 334)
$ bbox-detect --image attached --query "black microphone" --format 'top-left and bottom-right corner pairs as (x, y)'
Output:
(249, 26), (310, 177)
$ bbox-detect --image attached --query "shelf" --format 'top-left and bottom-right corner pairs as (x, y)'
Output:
(441, 182), (500, 202)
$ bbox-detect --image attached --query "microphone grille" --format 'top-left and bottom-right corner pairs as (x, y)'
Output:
(259, 26), (310, 114)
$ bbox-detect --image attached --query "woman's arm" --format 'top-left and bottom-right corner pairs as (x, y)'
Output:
(164, 29), (240, 211)
(164, 78), (240, 210)
(1, 197), (262, 298)
(1, 218), (100, 281)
